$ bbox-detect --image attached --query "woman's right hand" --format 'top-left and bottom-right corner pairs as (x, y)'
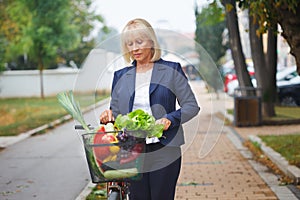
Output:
(100, 109), (114, 124)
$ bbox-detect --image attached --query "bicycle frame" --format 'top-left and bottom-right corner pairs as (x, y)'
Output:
(107, 181), (129, 200)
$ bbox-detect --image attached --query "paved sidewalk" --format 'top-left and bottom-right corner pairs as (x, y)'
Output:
(176, 133), (276, 199)
(175, 82), (299, 200)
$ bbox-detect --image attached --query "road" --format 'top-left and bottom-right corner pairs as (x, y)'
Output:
(0, 104), (108, 200)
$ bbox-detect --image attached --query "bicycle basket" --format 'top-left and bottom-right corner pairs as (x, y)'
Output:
(82, 130), (146, 183)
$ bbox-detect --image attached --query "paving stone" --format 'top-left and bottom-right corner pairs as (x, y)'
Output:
(175, 82), (299, 199)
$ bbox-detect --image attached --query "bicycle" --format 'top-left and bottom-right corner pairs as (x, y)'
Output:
(75, 125), (146, 200)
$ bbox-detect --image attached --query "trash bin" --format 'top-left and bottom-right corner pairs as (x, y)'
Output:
(234, 87), (262, 127)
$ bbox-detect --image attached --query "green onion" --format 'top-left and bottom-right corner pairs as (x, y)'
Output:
(57, 90), (91, 132)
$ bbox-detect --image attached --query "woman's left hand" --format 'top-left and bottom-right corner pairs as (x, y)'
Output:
(156, 118), (171, 131)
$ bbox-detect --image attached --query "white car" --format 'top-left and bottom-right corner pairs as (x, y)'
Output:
(226, 78), (257, 96)
(277, 65), (298, 86)
(226, 65), (299, 96)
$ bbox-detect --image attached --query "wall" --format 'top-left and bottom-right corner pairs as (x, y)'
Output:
(0, 49), (121, 98)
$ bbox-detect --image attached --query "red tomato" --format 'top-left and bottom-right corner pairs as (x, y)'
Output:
(93, 133), (117, 161)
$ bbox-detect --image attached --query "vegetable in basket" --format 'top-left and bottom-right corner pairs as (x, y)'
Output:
(56, 92), (145, 179)
(93, 132), (119, 161)
(120, 143), (143, 164)
(103, 168), (138, 179)
(114, 109), (164, 138)
(57, 91), (90, 132)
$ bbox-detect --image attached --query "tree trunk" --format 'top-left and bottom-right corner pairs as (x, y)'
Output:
(39, 69), (44, 99)
(277, 3), (300, 75)
(38, 57), (45, 99)
(221, 0), (253, 96)
(264, 26), (277, 117)
(248, 11), (276, 117)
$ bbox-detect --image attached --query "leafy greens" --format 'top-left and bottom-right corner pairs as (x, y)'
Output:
(57, 91), (91, 132)
(114, 109), (164, 138)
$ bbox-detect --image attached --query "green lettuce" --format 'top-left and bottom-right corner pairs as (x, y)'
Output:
(114, 109), (164, 138)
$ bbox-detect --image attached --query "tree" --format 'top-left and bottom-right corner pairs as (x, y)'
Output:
(1, 0), (31, 70)
(277, 3), (300, 74)
(26, 0), (81, 98)
(0, 0), (9, 71)
(221, 0), (278, 118)
(221, 0), (253, 92)
(237, 0), (299, 117)
(219, 0), (299, 118)
(2, 0), (106, 71)
(6, 0), (82, 98)
(195, 2), (227, 65)
(248, 13), (277, 117)
(59, 0), (107, 68)
(240, 1), (300, 74)
(194, 2), (228, 96)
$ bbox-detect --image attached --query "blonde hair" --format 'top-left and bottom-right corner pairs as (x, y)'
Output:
(121, 18), (161, 64)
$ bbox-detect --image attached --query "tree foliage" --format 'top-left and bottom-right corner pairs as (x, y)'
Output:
(61, 0), (107, 67)
(0, 0), (106, 70)
(0, 0), (36, 70)
(238, 0), (298, 33)
(0, 1), (9, 71)
(195, 2), (227, 65)
(16, 0), (81, 98)
(0, 0), (106, 97)
(237, 0), (300, 74)
(194, 2), (228, 94)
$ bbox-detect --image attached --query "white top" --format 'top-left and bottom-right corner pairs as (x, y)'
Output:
(132, 69), (153, 115)
(132, 68), (160, 144)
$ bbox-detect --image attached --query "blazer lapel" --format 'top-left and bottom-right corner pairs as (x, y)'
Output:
(125, 67), (136, 97)
(150, 62), (166, 95)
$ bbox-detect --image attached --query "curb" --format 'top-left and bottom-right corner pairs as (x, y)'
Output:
(0, 98), (110, 149)
(224, 111), (300, 185)
(224, 111), (300, 199)
(227, 127), (300, 199)
(75, 181), (95, 200)
(249, 134), (300, 185)
(0, 115), (72, 148)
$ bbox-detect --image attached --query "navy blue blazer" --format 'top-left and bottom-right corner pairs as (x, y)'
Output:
(110, 58), (200, 146)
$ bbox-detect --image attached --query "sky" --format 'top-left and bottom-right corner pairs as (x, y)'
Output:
(92, 0), (210, 34)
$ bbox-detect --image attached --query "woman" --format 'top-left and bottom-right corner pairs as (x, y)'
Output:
(100, 18), (200, 200)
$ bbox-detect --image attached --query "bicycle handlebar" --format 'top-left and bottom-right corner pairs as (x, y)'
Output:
(75, 121), (115, 130)
(74, 124), (93, 130)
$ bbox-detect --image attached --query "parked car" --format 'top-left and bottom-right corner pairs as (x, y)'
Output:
(224, 65), (299, 99)
(222, 60), (254, 95)
(277, 74), (300, 106)
(277, 65), (298, 86)
(223, 65), (255, 96)
(225, 71), (256, 96)
(278, 83), (300, 106)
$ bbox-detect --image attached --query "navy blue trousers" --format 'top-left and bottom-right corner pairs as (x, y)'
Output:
(129, 143), (182, 200)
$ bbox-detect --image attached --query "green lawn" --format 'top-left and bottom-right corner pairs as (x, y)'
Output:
(227, 106), (300, 169)
(260, 134), (300, 168)
(227, 106), (300, 121)
(265, 106), (300, 120)
(0, 92), (109, 136)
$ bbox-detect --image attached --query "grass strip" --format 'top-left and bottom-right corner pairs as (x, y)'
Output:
(227, 106), (300, 121)
(0, 92), (109, 136)
(259, 134), (300, 168)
